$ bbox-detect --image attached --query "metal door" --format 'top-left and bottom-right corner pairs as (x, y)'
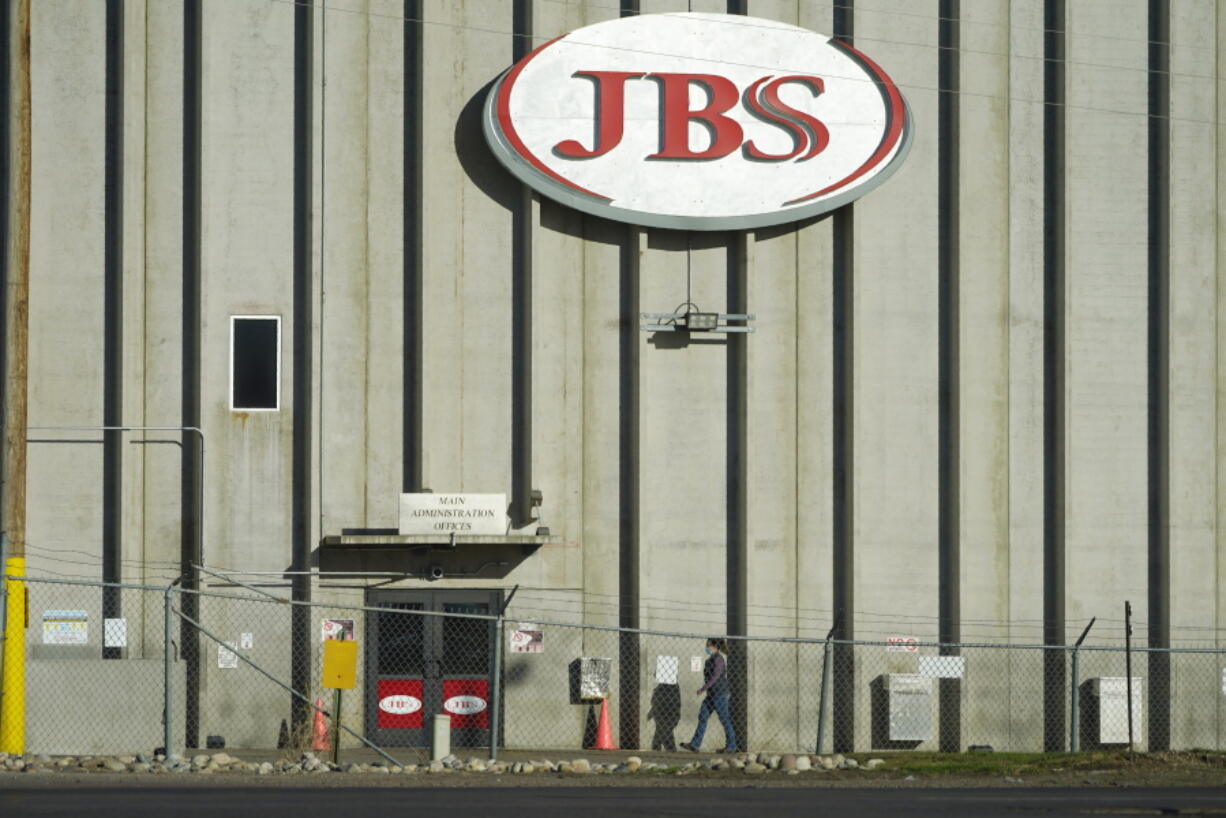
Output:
(365, 589), (500, 748)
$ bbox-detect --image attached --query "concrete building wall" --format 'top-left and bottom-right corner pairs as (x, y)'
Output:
(16, 0), (1226, 753)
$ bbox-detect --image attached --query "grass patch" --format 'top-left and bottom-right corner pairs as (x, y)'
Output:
(848, 750), (1226, 778)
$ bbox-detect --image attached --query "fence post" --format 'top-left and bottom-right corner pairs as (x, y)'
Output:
(163, 582), (174, 756)
(489, 614), (503, 762)
(1069, 647), (1079, 753)
(1069, 617), (1095, 754)
(816, 638), (832, 754)
(815, 617), (839, 754)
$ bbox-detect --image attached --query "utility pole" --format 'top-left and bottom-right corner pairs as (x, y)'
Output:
(0, 0), (31, 757)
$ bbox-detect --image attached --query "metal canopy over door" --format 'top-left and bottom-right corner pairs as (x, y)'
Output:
(365, 589), (501, 748)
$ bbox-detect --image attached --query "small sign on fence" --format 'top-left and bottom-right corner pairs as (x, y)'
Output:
(218, 642), (239, 669)
(656, 656), (679, 685)
(321, 618), (355, 642)
(42, 610), (88, 645)
(886, 636), (919, 653)
(103, 618), (127, 648)
(919, 655), (965, 679)
(322, 639), (358, 690)
(509, 623), (543, 653)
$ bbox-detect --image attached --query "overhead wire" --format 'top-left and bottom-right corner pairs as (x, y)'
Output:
(253, 0), (1223, 96)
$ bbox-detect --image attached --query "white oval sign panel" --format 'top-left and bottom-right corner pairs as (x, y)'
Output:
(379, 695), (422, 715)
(484, 12), (911, 231)
(443, 695), (488, 715)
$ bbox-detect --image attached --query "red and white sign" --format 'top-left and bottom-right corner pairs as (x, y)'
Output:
(377, 680), (424, 729)
(441, 680), (489, 729)
(886, 636), (920, 653)
(321, 618), (354, 642)
(509, 624), (543, 654)
(484, 12), (911, 230)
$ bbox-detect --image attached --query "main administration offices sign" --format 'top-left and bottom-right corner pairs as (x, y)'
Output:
(484, 13), (912, 231)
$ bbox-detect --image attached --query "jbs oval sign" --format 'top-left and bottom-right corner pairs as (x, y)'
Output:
(443, 695), (488, 715)
(378, 695), (422, 715)
(484, 13), (911, 231)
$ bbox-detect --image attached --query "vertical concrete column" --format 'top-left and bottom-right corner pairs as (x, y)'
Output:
(741, 0), (805, 751)
(854, 0), (942, 752)
(789, 0), (836, 756)
(1146, 0), (1171, 752)
(829, 0), (856, 754)
(1007, 0), (1047, 750)
(318, 0), (373, 534)
(530, 0), (588, 593)
(1042, 0), (1067, 752)
(958, 0), (1012, 750)
(1064, 0), (1148, 685)
(181, 0), (202, 751)
(142, 0), (188, 659)
(120, 2), (148, 596)
(364, 0), (406, 524)
(27, 2), (106, 573)
(1217, 0), (1226, 754)
(403, 0), (424, 494)
(102, 0), (125, 657)
(1167, 0), (1217, 750)
(419, 0), (515, 496)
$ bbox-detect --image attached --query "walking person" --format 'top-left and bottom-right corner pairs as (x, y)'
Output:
(680, 637), (738, 753)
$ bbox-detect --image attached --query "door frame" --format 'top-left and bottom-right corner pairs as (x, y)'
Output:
(364, 588), (503, 748)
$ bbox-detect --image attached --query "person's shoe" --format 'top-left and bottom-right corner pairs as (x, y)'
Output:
(716, 747), (734, 754)
(679, 742), (699, 753)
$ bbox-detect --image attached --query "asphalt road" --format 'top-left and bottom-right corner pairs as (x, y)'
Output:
(3, 786), (1226, 817)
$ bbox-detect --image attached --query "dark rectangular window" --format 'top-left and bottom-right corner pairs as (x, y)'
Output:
(231, 316), (280, 410)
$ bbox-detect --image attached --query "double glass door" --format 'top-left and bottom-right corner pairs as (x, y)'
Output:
(365, 589), (500, 748)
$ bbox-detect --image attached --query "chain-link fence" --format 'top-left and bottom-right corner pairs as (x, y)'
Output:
(6, 574), (1226, 759)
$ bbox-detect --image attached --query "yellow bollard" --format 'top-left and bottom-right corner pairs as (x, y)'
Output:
(0, 557), (25, 754)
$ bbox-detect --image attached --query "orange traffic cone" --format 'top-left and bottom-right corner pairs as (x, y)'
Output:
(592, 697), (618, 750)
(312, 698), (331, 751)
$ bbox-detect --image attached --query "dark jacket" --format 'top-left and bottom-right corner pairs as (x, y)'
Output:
(699, 652), (730, 697)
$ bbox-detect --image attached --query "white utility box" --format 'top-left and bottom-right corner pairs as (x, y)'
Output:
(1089, 677), (1142, 745)
(883, 673), (933, 742)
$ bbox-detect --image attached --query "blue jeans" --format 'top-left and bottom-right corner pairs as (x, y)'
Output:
(689, 692), (737, 752)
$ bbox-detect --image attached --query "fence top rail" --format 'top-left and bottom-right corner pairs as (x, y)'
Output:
(11, 573), (1226, 654)
(7, 573), (182, 593)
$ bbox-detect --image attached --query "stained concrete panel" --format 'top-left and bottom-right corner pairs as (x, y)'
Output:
(1006, 0), (1048, 751)
(419, 1), (516, 499)
(851, 4), (941, 641)
(140, 0), (187, 583)
(852, 0), (941, 750)
(319, 2), (374, 536)
(363, 0), (407, 526)
(957, 0), (1012, 752)
(27, 1), (107, 576)
(1168, 0), (1218, 749)
(199, 0), (296, 571)
(1063, 0), (1149, 645)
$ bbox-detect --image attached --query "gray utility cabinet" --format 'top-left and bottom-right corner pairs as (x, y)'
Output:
(1089, 677), (1143, 745)
(883, 673), (933, 742)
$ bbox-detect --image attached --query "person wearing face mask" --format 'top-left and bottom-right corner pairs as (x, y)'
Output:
(680, 637), (738, 754)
